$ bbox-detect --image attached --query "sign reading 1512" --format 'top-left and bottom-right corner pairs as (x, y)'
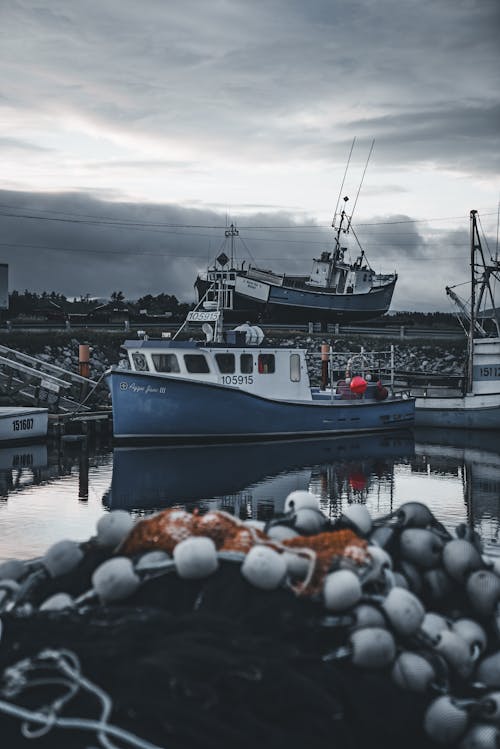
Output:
(479, 366), (500, 377)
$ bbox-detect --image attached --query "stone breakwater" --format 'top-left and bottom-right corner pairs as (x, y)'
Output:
(267, 335), (466, 383)
(0, 331), (466, 406)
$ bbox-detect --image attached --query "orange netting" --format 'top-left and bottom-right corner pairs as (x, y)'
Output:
(119, 508), (369, 595)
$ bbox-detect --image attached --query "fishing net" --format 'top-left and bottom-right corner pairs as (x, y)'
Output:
(0, 505), (436, 749)
(0, 560), (430, 749)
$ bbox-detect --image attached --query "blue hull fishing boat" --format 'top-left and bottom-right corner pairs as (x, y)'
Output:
(195, 143), (397, 324)
(107, 362), (414, 440)
(414, 210), (500, 429)
(106, 291), (414, 440)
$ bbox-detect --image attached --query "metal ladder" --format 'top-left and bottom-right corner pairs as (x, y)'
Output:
(0, 344), (101, 413)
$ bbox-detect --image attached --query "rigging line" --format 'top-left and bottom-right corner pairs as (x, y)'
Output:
(332, 137), (355, 228)
(348, 139), (375, 231)
(478, 215), (493, 257)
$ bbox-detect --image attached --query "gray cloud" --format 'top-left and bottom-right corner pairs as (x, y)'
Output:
(1, 0), (498, 173)
(0, 189), (483, 312)
(0, 1), (497, 313)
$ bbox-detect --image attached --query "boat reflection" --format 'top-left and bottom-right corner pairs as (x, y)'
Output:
(0, 439), (110, 501)
(0, 443), (48, 496)
(105, 430), (415, 517)
(414, 428), (500, 546)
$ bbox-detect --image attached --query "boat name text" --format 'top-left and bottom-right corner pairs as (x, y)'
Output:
(120, 382), (167, 395)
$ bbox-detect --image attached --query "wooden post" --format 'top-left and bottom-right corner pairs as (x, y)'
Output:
(79, 343), (90, 401)
(79, 344), (90, 378)
(320, 342), (330, 391)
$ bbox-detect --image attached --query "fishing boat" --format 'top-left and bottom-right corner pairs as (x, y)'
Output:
(414, 210), (500, 429)
(195, 215), (397, 325)
(195, 143), (397, 324)
(105, 282), (414, 441)
(0, 406), (48, 443)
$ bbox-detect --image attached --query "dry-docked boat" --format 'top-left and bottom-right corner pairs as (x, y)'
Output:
(196, 145), (397, 324)
(195, 212), (397, 324)
(105, 288), (414, 441)
(414, 210), (500, 429)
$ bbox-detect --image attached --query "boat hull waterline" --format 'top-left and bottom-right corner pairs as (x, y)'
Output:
(415, 393), (500, 429)
(106, 370), (415, 441)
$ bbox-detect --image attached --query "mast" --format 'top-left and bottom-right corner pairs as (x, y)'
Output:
(225, 223), (239, 269)
(467, 210), (477, 393)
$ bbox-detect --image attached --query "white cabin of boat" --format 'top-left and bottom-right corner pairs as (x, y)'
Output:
(121, 339), (314, 401)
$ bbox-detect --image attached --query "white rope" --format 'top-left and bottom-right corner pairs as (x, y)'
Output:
(0, 649), (166, 749)
(0, 700), (166, 749)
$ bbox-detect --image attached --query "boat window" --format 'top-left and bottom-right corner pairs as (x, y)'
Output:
(290, 354), (301, 382)
(131, 352), (149, 371)
(258, 354), (275, 374)
(215, 353), (235, 374)
(184, 354), (210, 374)
(152, 353), (180, 373)
(240, 354), (253, 373)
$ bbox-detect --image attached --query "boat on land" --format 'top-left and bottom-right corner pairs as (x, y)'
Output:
(195, 214), (397, 325)
(195, 144), (397, 325)
(105, 282), (414, 441)
(414, 210), (500, 429)
(0, 406), (48, 443)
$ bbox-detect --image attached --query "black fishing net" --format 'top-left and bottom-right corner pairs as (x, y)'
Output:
(0, 560), (432, 749)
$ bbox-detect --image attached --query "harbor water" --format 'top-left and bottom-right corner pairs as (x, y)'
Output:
(0, 428), (498, 562)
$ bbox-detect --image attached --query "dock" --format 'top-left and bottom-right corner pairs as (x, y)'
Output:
(48, 409), (113, 439)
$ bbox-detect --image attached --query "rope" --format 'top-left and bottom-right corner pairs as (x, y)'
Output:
(0, 649), (166, 749)
(66, 371), (107, 421)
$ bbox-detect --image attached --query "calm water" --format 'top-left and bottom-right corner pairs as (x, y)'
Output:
(0, 428), (499, 561)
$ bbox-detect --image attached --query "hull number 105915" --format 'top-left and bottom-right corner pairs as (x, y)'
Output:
(221, 375), (254, 386)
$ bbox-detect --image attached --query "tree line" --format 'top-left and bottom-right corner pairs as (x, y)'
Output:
(7, 290), (192, 320)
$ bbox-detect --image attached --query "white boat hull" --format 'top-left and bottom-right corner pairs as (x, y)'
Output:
(0, 407), (49, 442)
(415, 393), (500, 429)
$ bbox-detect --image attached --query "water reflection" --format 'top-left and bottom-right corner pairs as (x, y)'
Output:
(105, 431), (414, 518)
(0, 429), (498, 560)
(414, 428), (500, 547)
(0, 440), (108, 501)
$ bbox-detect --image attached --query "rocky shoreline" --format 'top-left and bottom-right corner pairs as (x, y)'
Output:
(0, 330), (466, 409)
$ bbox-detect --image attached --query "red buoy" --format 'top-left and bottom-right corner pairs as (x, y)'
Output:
(350, 376), (367, 395)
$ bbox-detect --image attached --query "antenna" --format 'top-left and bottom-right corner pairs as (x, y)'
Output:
(333, 138), (356, 228)
(225, 223), (239, 269)
(347, 139), (375, 232)
(496, 199), (500, 262)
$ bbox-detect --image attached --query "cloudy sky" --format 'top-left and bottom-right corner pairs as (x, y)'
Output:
(0, 0), (499, 311)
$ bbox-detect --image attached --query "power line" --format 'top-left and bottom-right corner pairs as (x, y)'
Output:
(0, 240), (472, 259)
(0, 205), (497, 232)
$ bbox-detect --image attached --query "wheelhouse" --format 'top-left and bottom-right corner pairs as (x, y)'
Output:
(121, 339), (313, 401)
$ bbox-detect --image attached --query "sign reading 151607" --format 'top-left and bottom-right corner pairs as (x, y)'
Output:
(13, 418), (34, 431)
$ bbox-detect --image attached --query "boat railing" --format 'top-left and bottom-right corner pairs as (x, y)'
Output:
(305, 344), (413, 400)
